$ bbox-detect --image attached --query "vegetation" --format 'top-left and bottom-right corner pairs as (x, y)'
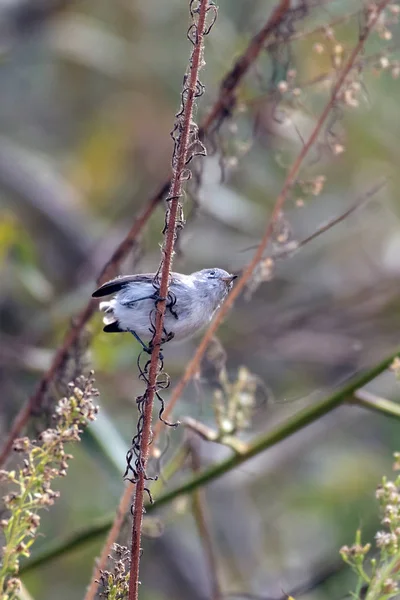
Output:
(1, 1), (400, 599)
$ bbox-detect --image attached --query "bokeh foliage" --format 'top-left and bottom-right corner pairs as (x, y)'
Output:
(1, 1), (400, 599)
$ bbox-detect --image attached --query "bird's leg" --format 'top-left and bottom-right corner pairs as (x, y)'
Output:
(129, 329), (151, 354)
(147, 339), (164, 362)
(130, 291), (176, 357)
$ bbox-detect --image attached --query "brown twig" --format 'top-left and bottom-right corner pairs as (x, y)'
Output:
(127, 2), (212, 599)
(288, 180), (386, 253)
(0, 0), (291, 470)
(241, 178), (387, 256)
(152, 0), (391, 439)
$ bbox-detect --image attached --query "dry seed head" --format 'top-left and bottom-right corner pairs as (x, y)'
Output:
(393, 452), (400, 470)
(6, 578), (20, 592)
(324, 26), (334, 40)
(344, 88), (359, 108)
(392, 65), (400, 78)
(13, 437), (30, 452)
(221, 418), (234, 434)
(260, 257), (274, 279)
(333, 143), (345, 155)
(152, 447), (162, 459)
(380, 56), (390, 69)
(383, 579), (398, 594)
(311, 175), (326, 196)
(391, 357), (400, 375)
(278, 80), (289, 93)
(225, 156), (239, 169)
(313, 43), (324, 54)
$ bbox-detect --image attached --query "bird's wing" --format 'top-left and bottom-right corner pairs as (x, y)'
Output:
(92, 274), (155, 298)
(92, 273), (181, 298)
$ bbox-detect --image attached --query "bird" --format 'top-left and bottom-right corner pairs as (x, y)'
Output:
(92, 268), (237, 350)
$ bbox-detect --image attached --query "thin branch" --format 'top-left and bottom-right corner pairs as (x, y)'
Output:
(289, 180), (386, 254)
(127, 2), (212, 599)
(0, 0), (291, 470)
(351, 389), (400, 420)
(241, 178), (387, 256)
(147, 345), (400, 512)
(152, 0), (391, 439)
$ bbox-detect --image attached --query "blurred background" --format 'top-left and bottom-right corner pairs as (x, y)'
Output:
(1, 0), (400, 598)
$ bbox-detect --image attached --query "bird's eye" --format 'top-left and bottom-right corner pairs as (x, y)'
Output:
(208, 270), (216, 278)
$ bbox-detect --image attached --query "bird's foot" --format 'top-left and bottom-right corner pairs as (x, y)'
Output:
(129, 330), (152, 354)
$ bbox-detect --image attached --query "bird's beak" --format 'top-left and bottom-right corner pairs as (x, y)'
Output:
(221, 274), (238, 286)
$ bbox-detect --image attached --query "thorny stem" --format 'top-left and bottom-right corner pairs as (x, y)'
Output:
(83, 3), (292, 597)
(152, 0), (392, 439)
(127, 2), (211, 599)
(0, 0), (291, 470)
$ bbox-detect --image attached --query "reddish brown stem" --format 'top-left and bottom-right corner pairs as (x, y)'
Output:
(152, 0), (392, 439)
(127, 3), (210, 599)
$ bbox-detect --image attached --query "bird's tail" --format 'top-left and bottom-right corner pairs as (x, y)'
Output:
(99, 301), (122, 333)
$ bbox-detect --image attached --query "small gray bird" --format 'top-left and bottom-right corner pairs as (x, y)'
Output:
(92, 268), (237, 349)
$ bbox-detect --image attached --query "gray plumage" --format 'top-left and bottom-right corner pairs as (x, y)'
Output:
(92, 268), (236, 344)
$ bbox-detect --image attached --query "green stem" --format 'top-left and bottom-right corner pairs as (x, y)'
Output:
(147, 348), (400, 513)
(19, 515), (114, 574)
(352, 389), (400, 420)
